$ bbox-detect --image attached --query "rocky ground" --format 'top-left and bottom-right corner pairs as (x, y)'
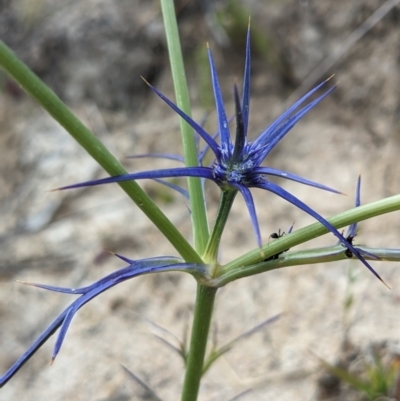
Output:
(1, 1), (400, 400)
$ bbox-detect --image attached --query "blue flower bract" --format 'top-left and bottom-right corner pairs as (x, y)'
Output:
(341, 176), (379, 261)
(57, 28), (384, 283)
(0, 254), (206, 388)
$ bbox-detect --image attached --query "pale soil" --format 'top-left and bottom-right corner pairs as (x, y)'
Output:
(1, 1), (400, 400)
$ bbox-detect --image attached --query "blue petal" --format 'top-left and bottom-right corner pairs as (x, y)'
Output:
(256, 86), (336, 163)
(112, 252), (136, 264)
(256, 180), (386, 284)
(16, 281), (85, 294)
(127, 153), (185, 163)
(252, 80), (335, 160)
(198, 130), (219, 165)
(56, 167), (215, 190)
(241, 25), (251, 137)
(254, 167), (341, 194)
(0, 260), (206, 386)
(153, 178), (189, 199)
(207, 45), (232, 159)
(231, 183), (262, 247)
(232, 84), (246, 161)
(18, 257), (185, 295)
(198, 144), (216, 166)
(346, 175), (361, 239)
(357, 248), (380, 260)
(144, 80), (221, 158)
(355, 175), (361, 208)
(50, 262), (205, 361)
(0, 311), (67, 388)
(254, 79), (332, 145)
(101, 153), (191, 198)
(198, 116), (235, 164)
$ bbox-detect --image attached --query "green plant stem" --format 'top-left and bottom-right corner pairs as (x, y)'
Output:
(214, 246), (359, 286)
(203, 189), (237, 263)
(160, 0), (209, 254)
(181, 284), (217, 401)
(213, 244), (400, 287)
(222, 193), (400, 273)
(160, 6), (216, 400)
(0, 40), (201, 264)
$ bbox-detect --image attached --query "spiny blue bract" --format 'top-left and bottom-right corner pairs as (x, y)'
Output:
(57, 28), (384, 283)
(0, 255), (206, 387)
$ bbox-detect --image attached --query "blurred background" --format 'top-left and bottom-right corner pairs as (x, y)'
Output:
(1, 0), (400, 400)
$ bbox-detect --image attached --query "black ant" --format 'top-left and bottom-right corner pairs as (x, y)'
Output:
(264, 228), (291, 261)
(270, 229), (285, 240)
(344, 233), (355, 258)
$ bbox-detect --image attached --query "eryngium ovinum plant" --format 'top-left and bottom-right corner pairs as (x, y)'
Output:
(1, 2), (400, 400)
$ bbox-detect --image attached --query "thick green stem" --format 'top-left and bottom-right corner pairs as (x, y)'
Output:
(159, 6), (216, 399)
(222, 193), (400, 273)
(160, 0), (209, 254)
(0, 40), (201, 264)
(203, 189), (237, 263)
(181, 284), (217, 401)
(180, 190), (235, 401)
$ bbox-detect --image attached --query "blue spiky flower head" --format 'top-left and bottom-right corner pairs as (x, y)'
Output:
(58, 27), (385, 284)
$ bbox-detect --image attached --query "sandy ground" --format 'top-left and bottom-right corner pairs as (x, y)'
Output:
(1, 1), (400, 400)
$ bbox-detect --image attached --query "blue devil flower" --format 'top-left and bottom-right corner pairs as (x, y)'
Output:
(0, 255), (206, 387)
(57, 29), (384, 283)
